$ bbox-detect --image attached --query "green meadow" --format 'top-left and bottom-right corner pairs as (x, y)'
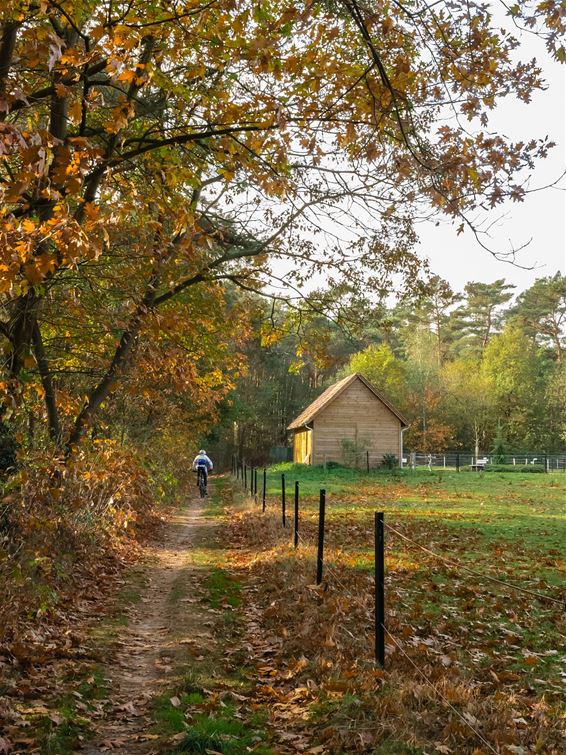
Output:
(260, 463), (565, 559)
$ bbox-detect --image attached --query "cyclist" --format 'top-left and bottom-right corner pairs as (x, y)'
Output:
(192, 449), (213, 494)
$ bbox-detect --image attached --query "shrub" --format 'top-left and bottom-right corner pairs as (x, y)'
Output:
(381, 453), (398, 470)
(0, 440), (166, 644)
(325, 460), (342, 469)
(340, 437), (371, 468)
(484, 464), (545, 473)
(490, 423), (507, 464)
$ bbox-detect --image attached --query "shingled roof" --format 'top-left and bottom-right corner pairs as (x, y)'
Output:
(287, 373), (409, 430)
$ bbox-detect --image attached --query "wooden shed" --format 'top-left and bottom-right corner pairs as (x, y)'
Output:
(287, 373), (408, 467)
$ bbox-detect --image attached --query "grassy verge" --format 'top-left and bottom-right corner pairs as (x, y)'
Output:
(34, 668), (109, 754)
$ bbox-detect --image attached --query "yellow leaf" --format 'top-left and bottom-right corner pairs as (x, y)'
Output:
(69, 98), (83, 124)
(117, 69), (136, 83)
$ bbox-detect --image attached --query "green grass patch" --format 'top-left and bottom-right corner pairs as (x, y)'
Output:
(266, 461), (392, 497)
(35, 715), (86, 755)
(204, 568), (241, 609)
(33, 662), (112, 752)
(483, 464), (545, 473)
(152, 664), (273, 752)
(172, 704), (273, 754)
(34, 692), (93, 755)
(76, 666), (109, 703)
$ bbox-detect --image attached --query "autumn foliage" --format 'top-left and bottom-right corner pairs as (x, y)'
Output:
(0, 0), (565, 750)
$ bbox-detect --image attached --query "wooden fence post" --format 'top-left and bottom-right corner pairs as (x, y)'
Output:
(316, 489), (326, 585)
(375, 512), (385, 667)
(294, 481), (299, 548)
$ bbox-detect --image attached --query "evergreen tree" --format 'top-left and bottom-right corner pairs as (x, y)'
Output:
(453, 280), (516, 356)
(490, 423), (507, 463)
(511, 273), (566, 363)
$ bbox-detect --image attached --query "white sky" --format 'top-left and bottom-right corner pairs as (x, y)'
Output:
(417, 27), (566, 295)
(266, 15), (565, 301)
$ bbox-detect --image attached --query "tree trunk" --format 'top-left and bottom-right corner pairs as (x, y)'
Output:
(7, 291), (39, 380)
(473, 419), (480, 459)
(0, 22), (19, 122)
(32, 320), (61, 445)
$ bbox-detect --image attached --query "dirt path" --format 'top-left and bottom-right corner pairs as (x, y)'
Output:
(82, 491), (217, 754)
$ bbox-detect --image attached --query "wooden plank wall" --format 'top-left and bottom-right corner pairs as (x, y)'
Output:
(293, 428), (312, 463)
(312, 379), (400, 466)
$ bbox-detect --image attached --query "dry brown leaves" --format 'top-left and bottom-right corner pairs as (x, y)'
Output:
(222, 493), (566, 754)
(0, 450), (176, 752)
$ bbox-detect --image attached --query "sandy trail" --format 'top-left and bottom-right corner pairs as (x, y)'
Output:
(81, 491), (215, 754)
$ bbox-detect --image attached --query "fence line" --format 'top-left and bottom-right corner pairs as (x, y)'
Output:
(229, 458), (562, 750)
(404, 451), (566, 472)
(288, 524), (499, 753)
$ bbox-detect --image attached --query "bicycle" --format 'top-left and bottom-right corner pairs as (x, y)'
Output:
(196, 467), (208, 498)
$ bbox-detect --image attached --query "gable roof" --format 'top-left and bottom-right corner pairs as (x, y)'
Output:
(287, 372), (409, 430)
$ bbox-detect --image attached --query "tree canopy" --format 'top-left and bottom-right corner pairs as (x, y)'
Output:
(0, 0), (564, 457)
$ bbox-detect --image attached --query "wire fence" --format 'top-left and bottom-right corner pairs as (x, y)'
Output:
(404, 451), (566, 472)
(230, 456), (565, 752)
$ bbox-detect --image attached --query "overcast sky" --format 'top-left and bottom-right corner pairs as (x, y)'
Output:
(418, 27), (565, 295)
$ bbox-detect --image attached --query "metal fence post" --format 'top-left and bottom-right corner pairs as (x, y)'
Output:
(281, 473), (286, 527)
(456, 452), (460, 473)
(375, 512), (385, 667)
(294, 481), (299, 548)
(262, 468), (266, 512)
(254, 468), (258, 498)
(366, 450), (370, 473)
(316, 489), (326, 585)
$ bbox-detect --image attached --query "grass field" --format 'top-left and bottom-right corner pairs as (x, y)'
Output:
(225, 464), (566, 752)
(264, 463), (565, 576)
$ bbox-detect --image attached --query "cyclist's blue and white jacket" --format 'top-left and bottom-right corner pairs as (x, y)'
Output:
(192, 453), (213, 472)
